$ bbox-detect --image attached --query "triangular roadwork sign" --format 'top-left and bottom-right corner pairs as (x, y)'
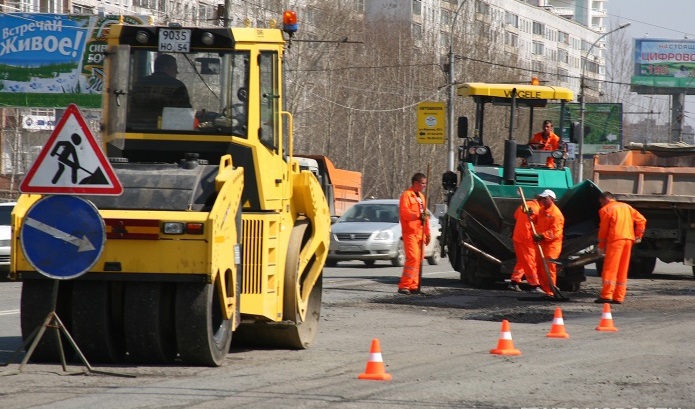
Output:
(20, 104), (123, 195)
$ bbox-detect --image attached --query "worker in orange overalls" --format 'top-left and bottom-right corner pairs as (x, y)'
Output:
(529, 120), (560, 168)
(509, 197), (543, 293)
(398, 172), (430, 295)
(533, 189), (565, 297)
(596, 191), (647, 304)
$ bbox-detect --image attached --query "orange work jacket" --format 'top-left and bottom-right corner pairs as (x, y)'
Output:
(529, 131), (560, 150)
(512, 199), (541, 243)
(597, 200), (647, 251)
(399, 187), (430, 237)
(535, 202), (564, 257)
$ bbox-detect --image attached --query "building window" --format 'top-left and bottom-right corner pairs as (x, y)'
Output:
(441, 9), (451, 26)
(355, 0), (364, 13)
(505, 12), (518, 28)
(412, 23), (422, 43)
(532, 21), (544, 35)
(558, 49), (568, 64)
(72, 4), (94, 13)
(413, 0), (421, 16)
(532, 41), (544, 55)
(475, 0), (489, 15)
(505, 32), (518, 47)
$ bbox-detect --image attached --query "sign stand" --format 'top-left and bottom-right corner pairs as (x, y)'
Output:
(2, 280), (133, 378)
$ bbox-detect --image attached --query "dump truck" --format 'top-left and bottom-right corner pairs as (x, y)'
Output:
(593, 142), (695, 277)
(441, 81), (603, 292)
(295, 155), (362, 221)
(10, 12), (330, 366)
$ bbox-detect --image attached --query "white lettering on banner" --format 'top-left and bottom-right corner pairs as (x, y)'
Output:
(1, 18), (63, 40)
(0, 31), (83, 58)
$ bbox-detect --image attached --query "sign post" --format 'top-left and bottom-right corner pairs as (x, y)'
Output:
(4, 104), (128, 376)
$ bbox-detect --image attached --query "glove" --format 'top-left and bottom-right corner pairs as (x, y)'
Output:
(419, 212), (427, 223)
(533, 233), (544, 242)
(523, 208), (534, 215)
(425, 234), (431, 246)
(634, 237), (642, 244)
(596, 247), (605, 256)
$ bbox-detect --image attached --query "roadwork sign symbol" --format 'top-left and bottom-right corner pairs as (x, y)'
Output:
(20, 104), (123, 195)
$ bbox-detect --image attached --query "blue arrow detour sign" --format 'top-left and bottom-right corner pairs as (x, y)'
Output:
(20, 195), (106, 280)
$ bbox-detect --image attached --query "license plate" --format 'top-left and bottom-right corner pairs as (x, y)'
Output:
(158, 29), (191, 53)
(341, 245), (360, 251)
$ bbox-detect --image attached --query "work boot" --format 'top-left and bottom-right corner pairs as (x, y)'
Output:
(507, 283), (521, 292)
(397, 288), (411, 295)
(530, 287), (546, 294)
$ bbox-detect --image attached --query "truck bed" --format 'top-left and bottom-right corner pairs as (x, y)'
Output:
(593, 142), (695, 207)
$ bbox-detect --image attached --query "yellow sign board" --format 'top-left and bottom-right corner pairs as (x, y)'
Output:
(417, 102), (445, 144)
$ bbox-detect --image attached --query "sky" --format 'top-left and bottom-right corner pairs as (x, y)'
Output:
(606, 0), (694, 132)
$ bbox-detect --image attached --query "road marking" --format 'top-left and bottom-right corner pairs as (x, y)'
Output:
(0, 309), (20, 316)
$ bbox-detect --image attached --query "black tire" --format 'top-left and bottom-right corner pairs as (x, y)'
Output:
(363, 260), (376, 267)
(123, 282), (176, 364)
(175, 281), (233, 366)
(233, 221), (322, 349)
(391, 241), (405, 267)
(20, 279), (73, 363)
(427, 240), (441, 265)
(71, 281), (125, 363)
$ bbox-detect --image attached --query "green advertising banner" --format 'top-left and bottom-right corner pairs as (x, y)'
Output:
(631, 38), (695, 89)
(0, 13), (149, 108)
(544, 103), (623, 155)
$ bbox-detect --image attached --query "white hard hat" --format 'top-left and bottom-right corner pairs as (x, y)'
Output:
(538, 189), (556, 200)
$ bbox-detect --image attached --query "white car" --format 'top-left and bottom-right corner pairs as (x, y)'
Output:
(327, 199), (442, 267)
(0, 202), (16, 273)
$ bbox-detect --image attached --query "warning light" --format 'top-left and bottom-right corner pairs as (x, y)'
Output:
(283, 10), (298, 33)
(531, 77), (540, 86)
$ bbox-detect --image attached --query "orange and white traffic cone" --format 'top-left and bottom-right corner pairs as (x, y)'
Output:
(358, 338), (392, 381)
(596, 303), (618, 332)
(546, 307), (570, 338)
(490, 320), (521, 356)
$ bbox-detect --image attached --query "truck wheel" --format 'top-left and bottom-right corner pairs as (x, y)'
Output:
(391, 241), (405, 267)
(175, 280), (233, 366)
(71, 281), (126, 363)
(427, 240), (441, 265)
(123, 282), (176, 364)
(20, 279), (73, 363)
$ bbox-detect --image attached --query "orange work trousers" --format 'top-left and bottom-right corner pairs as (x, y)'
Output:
(600, 239), (632, 302)
(511, 240), (539, 286)
(537, 242), (561, 296)
(399, 232), (424, 291)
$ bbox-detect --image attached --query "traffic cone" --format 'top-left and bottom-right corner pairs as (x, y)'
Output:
(358, 338), (392, 381)
(490, 320), (521, 356)
(546, 307), (570, 338)
(596, 303), (618, 332)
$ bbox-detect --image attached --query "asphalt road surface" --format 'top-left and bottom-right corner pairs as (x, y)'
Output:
(0, 261), (693, 409)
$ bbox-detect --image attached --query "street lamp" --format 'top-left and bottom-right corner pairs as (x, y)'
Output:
(577, 22), (630, 183)
(446, 0), (468, 172)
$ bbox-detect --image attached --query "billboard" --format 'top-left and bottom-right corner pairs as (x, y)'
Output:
(0, 13), (149, 108)
(631, 38), (695, 89)
(544, 103), (623, 156)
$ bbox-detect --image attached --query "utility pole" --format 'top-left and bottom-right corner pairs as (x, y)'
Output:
(446, 0), (468, 173)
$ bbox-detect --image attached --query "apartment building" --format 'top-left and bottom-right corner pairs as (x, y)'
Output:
(367, 0), (608, 98)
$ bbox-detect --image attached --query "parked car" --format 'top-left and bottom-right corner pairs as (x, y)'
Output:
(326, 199), (442, 267)
(0, 202), (16, 273)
